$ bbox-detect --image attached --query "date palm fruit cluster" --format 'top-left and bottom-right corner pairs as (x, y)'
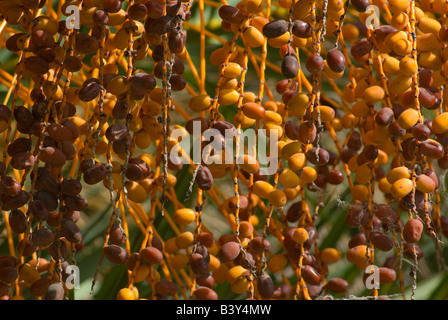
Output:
(0, 0), (447, 301)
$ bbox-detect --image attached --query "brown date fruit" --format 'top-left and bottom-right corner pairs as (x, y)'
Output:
(218, 5), (243, 24)
(61, 178), (82, 196)
(45, 283), (65, 300)
(292, 20), (311, 38)
(140, 246), (163, 265)
(169, 28), (187, 54)
(64, 194), (88, 211)
(103, 245), (129, 264)
(196, 166), (214, 191)
(148, 16), (176, 35)
(28, 200), (49, 222)
(262, 20), (289, 38)
(326, 278), (349, 293)
(305, 54), (324, 74)
(110, 223), (126, 246)
(106, 123), (128, 142)
(30, 227), (55, 247)
(155, 280), (177, 296)
(326, 49), (346, 73)
(219, 241), (240, 263)
(403, 219), (424, 243)
(257, 273), (275, 299)
(350, 38), (372, 58)
(8, 210), (27, 234)
(281, 54), (299, 79)
(370, 231), (394, 252)
(306, 147), (330, 166)
(351, 0), (370, 12)
(62, 56), (82, 72)
(78, 81), (101, 102)
(103, 0), (122, 13)
(189, 252), (209, 275)
(61, 220), (82, 244)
